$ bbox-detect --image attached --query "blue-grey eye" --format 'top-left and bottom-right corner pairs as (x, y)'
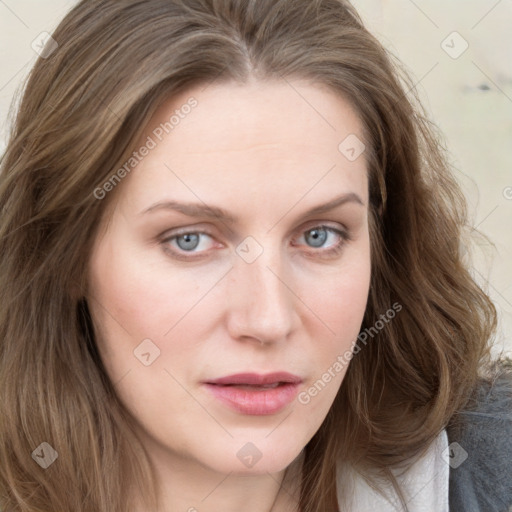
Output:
(176, 233), (201, 251)
(304, 227), (328, 248)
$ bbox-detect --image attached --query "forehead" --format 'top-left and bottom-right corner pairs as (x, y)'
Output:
(116, 79), (369, 216)
(143, 78), (365, 154)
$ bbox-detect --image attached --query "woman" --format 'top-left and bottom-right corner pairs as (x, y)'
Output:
(0, 1), (511, 511)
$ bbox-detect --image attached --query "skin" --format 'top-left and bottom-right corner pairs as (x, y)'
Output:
(87, 78), (371, 512)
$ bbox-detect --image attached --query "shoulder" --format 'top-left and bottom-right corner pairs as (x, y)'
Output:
(446, 358), (512, 512)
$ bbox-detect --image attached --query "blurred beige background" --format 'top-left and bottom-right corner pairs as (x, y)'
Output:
(1, 0), (511, 357)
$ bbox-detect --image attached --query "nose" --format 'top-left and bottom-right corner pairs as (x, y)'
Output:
(225, 242), (298, 345)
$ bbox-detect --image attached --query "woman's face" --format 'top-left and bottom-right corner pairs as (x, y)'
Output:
(87, 79), (371, 476)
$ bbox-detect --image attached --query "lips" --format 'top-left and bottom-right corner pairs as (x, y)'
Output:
(203, 372), (303, 415)
(205, 372), (302, 386)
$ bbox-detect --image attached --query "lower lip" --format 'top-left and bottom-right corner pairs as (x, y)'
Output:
(203, 382), (300, 415)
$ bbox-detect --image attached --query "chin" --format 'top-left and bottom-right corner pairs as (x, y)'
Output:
(199, 436), (306, 476)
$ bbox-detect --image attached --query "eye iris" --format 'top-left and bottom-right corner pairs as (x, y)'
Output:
(306, 228), (328, 248)
(176, 233), (200, 251)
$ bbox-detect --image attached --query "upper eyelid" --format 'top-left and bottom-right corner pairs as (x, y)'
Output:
(163, 218), (348, 237)
(164, 221), (344, 235)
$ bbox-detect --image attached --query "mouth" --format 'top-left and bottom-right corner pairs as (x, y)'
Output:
(203, 372), (303, 415)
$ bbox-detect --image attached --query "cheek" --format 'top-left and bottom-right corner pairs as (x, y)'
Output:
(298, 248), (371, 401)
(307, 252), (371, 344)
(294, 271), (370, 425)
(88, 229), (205, 336)
(86, 230), (231, 381)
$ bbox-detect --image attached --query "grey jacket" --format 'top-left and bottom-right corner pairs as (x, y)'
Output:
(447, 359), (512, 511)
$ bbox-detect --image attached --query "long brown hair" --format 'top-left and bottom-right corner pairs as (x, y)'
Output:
(0, 0), (498, 510)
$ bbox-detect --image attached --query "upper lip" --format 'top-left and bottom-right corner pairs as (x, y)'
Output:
(205, 372), (303, 386)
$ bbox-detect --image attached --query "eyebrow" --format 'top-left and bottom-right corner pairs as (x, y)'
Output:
(139, 192), (364, 223)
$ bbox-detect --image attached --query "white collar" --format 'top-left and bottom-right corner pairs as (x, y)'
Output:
(337, 428), (450, 511)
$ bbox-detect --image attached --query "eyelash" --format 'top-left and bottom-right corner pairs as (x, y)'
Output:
(160, 224), (352, 261)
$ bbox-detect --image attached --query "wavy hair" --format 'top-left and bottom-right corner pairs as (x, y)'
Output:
(0, 0), (498, 510)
